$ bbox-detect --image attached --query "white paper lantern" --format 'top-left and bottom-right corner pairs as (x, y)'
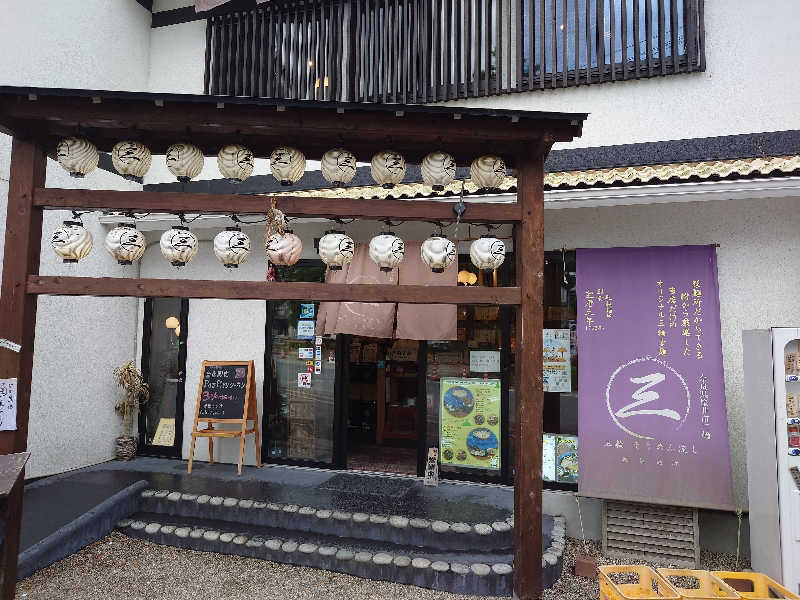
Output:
(104, 223), (146, 265)
(318, 230), (355, 270)
(111, 141), (152, 180)
(56, 137), (98, 178)
(369, 232), (405, 272)
(51, 220), (93, 263)
(214, 226), (251, 268)
(165, 143), (204, 182)
(269, 146), (305, 185)
(421, 151), (457, 190)
(421, 234), (456, 273)
(470, 155), (507, 190)
(160, 226), (199, 267)
(217, 144), (254, 182)
(265, 230), (303, 267)
(370, 150), (406, 188)
(321, 148), (357, 186)
(470, 235), (506, 271)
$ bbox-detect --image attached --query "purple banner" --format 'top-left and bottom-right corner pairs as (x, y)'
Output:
(577, 246), (734, 510)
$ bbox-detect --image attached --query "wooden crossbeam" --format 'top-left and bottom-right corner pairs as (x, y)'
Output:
(33, 188), (522, 223)
(26, 276), (522, 304)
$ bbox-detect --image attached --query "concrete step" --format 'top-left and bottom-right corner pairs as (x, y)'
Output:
(138, 486), (517, 552)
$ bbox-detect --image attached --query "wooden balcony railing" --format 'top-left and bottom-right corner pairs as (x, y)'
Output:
(203, 0), (704, 103)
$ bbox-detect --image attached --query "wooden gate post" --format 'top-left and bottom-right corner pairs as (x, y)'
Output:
(513, 150), (546, 599)
(0, 135), (47, 600)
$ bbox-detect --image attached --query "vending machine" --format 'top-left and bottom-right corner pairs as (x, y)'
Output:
(742, 329), (800, 593)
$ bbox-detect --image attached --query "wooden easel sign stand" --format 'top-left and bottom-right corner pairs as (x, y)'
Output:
(188, 360), (261, 475)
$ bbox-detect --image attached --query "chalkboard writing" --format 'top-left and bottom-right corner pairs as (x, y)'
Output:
(198, 363), (249, 419)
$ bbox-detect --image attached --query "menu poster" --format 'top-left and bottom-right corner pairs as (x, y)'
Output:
(440, 378), (501, 470)
(554, 435), (579, 483)
(543, 329), (572, 393)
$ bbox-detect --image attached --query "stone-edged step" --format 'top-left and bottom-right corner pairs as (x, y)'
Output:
(118, 514), (524, 596)
(138, 488), (515, 552)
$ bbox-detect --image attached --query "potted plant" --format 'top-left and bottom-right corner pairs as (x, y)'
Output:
(113, 361), (150, 460)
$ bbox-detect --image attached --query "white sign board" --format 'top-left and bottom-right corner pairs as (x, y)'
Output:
(543, 329), (572, 392)
(469, 350), (501, 373)
(0, 378), (18, 431)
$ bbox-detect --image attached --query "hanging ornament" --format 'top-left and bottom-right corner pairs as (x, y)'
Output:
(470, 155), (507, 190)
(370, 150), (406, 188)
(165, 142), (204, 182)
(421, 151), (457, 191)
(421, 234), (456, 273)
(214, 226), (251, 268)
(368, 231), (405, 272)
(56, 137), (98, 178)
(318, 230), (355, 270)
(51, 220), (93, 263)
(105, 223), (146, 265)
(266, 230), (303, 267)
(470, 234), (506, 271)
(321, 148), (357, 186)
(160, 225), (199, 267)
(269, 146), (305, 185)
(217, 144), (254, 183)
(111, 141), (152, 181)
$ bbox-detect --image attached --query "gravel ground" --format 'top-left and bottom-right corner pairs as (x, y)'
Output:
(16, 533), (749, 600)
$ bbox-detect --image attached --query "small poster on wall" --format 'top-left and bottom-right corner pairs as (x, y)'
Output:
(300, 303), (315, 319)
(297, 372), (312, 388)
(440, 378), (501, 470)
(543, 329), (572, 392)
(152, 418), (176, 447)
(297, 320), (315, 340)
(469, 350), (501, 373)
(0, 378), (18, 431)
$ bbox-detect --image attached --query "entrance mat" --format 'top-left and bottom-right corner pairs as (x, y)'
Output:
(318, 474), (416, 498)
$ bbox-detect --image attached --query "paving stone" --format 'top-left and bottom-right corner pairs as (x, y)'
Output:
(369, 514), (388, 524)
(373, 553), (393, 565)
(203, 530), (221, 542)
(116, 519), (133, 528)
(189, 528), (206, 539)
(196, 495), (211, 504)
(209, 496), (224, 506)
(267, 503), (283, 511)
(409, 518), (430, 529)
(282, 504), (299, 513)
(281, 541), (298, 553)
(411, 558), (431, 569)
(393, 556), (411, 568)
(471, 563), (491, 576)
(246, 536), (265, 547)
(335, 549), (355, 561)
(431, 521), (450, 533)
(223, 497), (239, 507)
(298, 506), (316, 515)
(352, 513), (369, 523)
(265, 539), (282, 551)
(160, 525), (176, 535)
(238, 499), (254, 509)
(451, 522), (471, 534)
(389, 516), (409, 529)
(174, 527), (191, 539)
(354, 551), (373, 563)
(431, 561), (449, 572)
(492, 521), (511, 532)
(153, 490), (169, 498)
(315, 509), (332, 519)
(180, 493), (198, 501)
(318, 546), (338, 556)
(144, 523), (161, 534)
(451, 563), (470, 575)
(332, 511), (352, 521)
(140, 489), (155, 498)
(167, 492), (182, 502)
(474, 523), (492, 535)
(253, 501), (267, 509)
(130, 521), (147, 531)
(492, 563), (513, 575)
(219, 533), (235, 543)
(543, 552), (558, 566)
(298, 543), (318, 554)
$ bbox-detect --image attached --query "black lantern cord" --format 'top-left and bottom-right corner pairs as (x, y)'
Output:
(231, 213), (269, 224)
(382, 219), (406, 227)
(332, 217), (357, 225)
(70, 210), (92, 222)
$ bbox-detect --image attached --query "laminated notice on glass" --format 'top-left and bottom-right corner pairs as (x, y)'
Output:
(440, 378), (501, 470)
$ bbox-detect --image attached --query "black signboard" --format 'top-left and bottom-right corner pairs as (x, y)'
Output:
(197, 363), (249, 420)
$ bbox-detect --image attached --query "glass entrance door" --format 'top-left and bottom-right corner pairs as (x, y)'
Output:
(139, 297), (188, 458)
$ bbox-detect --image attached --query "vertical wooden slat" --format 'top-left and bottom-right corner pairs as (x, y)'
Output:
(573, 0), (580, 84)
(232, 13), (240, 95)
(669, 0), (678, 72)
(538, 0), (545, 88)
(495, 0), (502, 94)
(585, 0), (591, 82)
(645, 0), (653, 76)
(265, 8), (274, 97)
(0, 137), (46, 600)
(685, 0), (696, 72)
(393, 0), (401, 102)
(381, 0), (389, 102)
(204, 18), (212, 94)
(257, 10), (265, 97)
(372, 0), (379, 102)
(513, 148), (546, 600)
(633, 0), (641, 76)
(212, 17), (222, 94)
(506, 0), (512, 91)
(433, 0), (441, 101)
(550, 0), (557, 88)
(515, 0), (522, 90)
(312, 2), (319, 100)
(527, 0), (534, 90)
(485, 0), (491, 95)
(621, 0), (628, 78)
(596, 0), (605, 81)
(245, 11), (253, 96)
(336, 2), (344, 101)
(401, 0), (409, 102)
(301, 5), (308, 99)
(353, 0), (361, 101)
(609, 0), (616, 80)
(467, 0), (474, 96)
(325, 2), (332, 101)
(561, 0), (567, 86)
(697, 0), (705, 70)
(412, 0), (419, 102)
(224, 14), (233, 94)
(457, 0), (463, 97)
(658, 0), (666, 74)
(445, 0), (452, 99)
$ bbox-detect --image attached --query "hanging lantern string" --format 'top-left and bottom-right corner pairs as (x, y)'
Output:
(70, 210), (91, 222)
(382, 218), (405, 228)
(231, 213), (269, 224)
(332, 217), (356, 225)
(452, 179), (467, 240)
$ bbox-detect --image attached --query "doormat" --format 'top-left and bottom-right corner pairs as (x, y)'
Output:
(318, 473), (416, 498)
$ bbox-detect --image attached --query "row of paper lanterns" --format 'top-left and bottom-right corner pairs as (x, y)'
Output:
(55, 137), (507, 190)
(50, 221), (506, 272)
